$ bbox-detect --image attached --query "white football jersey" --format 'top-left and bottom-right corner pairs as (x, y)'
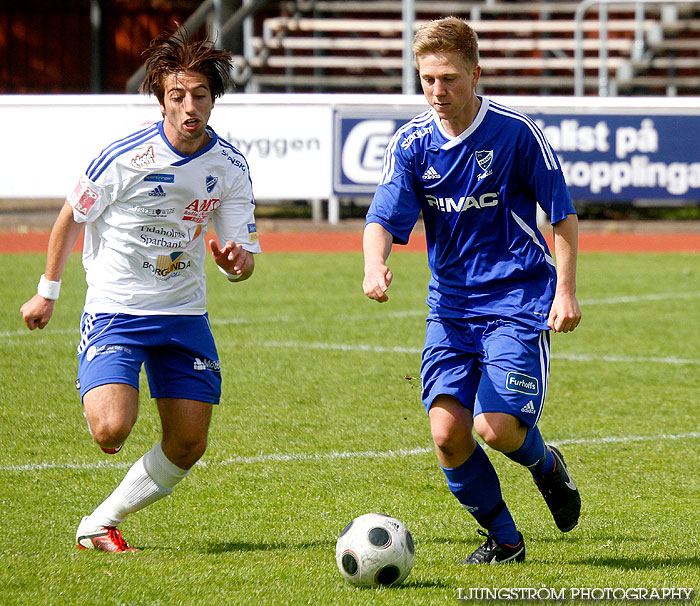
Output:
(68, 121), (261, 315)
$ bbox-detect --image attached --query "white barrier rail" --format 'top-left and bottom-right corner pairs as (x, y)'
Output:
(1, 94), (699, 223)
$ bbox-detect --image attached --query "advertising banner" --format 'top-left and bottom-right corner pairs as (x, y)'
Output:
(0, 100), (161, 199)
(213, 104), (332, 199)
(333, 108), (700, 201)
(534, 113), (700, 200)
(0, 97), (332, 201)
(2, 95), (698, 205)
(333, 109), (420, 196)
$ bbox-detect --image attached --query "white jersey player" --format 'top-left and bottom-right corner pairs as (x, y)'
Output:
(71, 120), (260, 315)
(21, 28), (259, 552)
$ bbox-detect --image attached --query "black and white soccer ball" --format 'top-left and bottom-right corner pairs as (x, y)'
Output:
(335, 513), (415, 588)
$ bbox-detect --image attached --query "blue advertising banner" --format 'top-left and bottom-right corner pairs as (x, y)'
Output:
(534, 114), (700, 200)
(333, 108), (700, 201)
(333, 109), (418, 195)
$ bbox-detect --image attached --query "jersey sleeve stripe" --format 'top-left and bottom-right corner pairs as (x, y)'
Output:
(511, 209), (555, 266)
(379, 118), (414, 184)
(379, 111), (433, 185)
(218, 139), (250, 166)
(86, 125), (160, 181)
(218, 139), (244, 156)
(488, 102), (558, 171)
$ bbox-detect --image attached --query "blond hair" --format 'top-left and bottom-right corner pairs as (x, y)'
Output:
(412, 17), (479, 70)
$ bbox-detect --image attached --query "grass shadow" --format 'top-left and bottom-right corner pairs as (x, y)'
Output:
(202, 539), (332, 554)
(400, 577), (450, 590)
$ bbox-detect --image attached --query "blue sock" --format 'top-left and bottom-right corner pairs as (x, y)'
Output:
(441, 444), (520, 545)
(504, 425), (555, 477)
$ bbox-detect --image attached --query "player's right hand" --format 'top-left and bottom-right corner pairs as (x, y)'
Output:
(20, 295), (55, 330)
(363, 265), (393, 303)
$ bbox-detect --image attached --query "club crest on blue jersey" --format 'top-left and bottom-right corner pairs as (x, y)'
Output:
(206, 175), (218, 193)
(475, 150), (494, 181)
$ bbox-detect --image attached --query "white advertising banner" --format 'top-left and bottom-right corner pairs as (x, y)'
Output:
(211, 102), (332, 199)
(0, 95), (333, 200)
(1, 97), (160, 199)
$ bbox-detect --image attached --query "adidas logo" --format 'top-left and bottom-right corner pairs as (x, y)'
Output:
(521, 401), (536, 414)
(148, 185), (166, 197)
(421, 166), (441, 180)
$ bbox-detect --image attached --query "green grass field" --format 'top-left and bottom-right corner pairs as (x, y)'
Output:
(1, 250), (698, 605)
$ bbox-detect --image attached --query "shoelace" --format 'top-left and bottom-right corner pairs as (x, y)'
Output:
(464, 530), (497, 562)
(105, 527), (131, 551)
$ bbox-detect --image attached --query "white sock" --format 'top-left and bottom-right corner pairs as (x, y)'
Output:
(85, 442), (190, 529)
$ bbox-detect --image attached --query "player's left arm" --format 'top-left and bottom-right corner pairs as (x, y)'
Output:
(548, 213), (581, 333)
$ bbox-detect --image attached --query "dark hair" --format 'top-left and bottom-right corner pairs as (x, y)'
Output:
(412, 17), (479, 69)
(140, 26), (234, 102)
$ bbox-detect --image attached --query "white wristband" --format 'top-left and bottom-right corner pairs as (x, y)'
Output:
(218, 265), (243, 282)
(37, 274), (62, 300)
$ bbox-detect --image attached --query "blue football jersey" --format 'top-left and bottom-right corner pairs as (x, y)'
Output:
(366, 97), (576, 329)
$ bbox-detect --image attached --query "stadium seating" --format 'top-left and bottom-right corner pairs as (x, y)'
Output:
(2, 0), (697, 96)
(232, 0), (700, 96)
(616, 12), (700, 94)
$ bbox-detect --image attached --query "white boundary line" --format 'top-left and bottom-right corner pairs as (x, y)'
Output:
(260, 340), (422, 355)
(581, 291), (700, 305)
(0, 327), (77, 339)
(3, 291), (699, 341)
(256, 340), (700, 365)
(554, 353), (700, 365)
(2, 331), (699, 365)
(2, 432), (698, 473)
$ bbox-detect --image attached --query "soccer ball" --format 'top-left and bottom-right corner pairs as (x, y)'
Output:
(335, 513), (415, 588)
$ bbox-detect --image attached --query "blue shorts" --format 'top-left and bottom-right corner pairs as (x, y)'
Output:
(420, 316), (550, 426)
(76, 313), (222, 404)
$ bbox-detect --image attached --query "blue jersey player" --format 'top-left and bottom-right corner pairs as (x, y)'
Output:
(363, 17), (582, 564)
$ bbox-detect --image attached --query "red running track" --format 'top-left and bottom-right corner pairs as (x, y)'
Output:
(1, 230), (700, 254)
